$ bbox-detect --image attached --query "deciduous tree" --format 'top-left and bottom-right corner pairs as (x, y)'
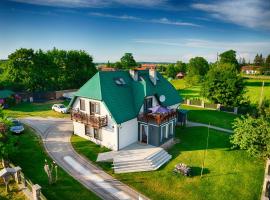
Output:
(120, 53), (137, 69)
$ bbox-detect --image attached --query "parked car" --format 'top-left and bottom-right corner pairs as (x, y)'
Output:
(52, 104), (68, 113)
(9, 119), (24, 134)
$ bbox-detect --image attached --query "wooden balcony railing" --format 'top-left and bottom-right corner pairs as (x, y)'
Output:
(138, 109), (177, 125)
(71, 109), (107, 128)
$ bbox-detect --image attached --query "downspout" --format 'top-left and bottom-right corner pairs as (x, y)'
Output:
(117, 125), (120, 151)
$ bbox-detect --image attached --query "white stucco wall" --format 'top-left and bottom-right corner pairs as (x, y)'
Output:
(118, 118), (138, 149)
(72, 97), (118, 150)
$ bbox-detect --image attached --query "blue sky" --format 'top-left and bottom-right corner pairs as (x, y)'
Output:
(1, 0), (270, 62)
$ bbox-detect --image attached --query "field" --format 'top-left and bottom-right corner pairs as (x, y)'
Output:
(10, 126), (100, 200)
(171, 78), (270, 104)
(3, 100), (70, 118)
(71, 126), (265, 200)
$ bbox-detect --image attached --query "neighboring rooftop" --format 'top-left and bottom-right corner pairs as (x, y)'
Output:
(69, 70), (182, 124)
(0, 90), (15, 99)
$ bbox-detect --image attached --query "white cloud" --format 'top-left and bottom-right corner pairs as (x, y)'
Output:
(192, 0), (270, 29)
(10, 0), (167, 8)
(89, 12), (200, 27)
(89, 12), (141, 20)
(133, 38), (270, 62)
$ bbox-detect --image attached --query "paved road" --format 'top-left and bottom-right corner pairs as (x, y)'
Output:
(22, 117), (149, 200)
(186, 121), (233, 134)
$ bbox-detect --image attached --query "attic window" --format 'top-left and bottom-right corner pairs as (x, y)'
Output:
(114, 77), (126, 86)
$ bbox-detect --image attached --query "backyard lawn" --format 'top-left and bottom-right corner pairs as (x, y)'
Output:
(9, 126), (100, 200)
(180, 105), (237, 129)
(3, 100), (70, 118)
(71, 126), (265, 200)
(171, 78), (270, 104)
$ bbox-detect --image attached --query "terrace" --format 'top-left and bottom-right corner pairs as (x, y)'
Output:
(71, 109), (107, 128)
(138, 106), (177, 125)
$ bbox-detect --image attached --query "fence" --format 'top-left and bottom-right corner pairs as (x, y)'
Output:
(9, 163), (47, 200)
(184, 99), (239, 115)
(17, 89), (77, 103)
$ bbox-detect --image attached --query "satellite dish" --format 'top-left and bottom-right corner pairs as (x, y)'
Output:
(159, 95), (166, 102)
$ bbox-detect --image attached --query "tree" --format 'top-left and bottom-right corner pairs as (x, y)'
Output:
(185, 57), (209, 84)
(201, 63), (245, 106)
(166, 64), (177, 78)
(175, 61), (187, 73)
(254, 54), (264, 66)
(265, 54), (270, 67)
(114, 61), (123, 69)
(219, 50), (239, 70)
(120, 53), (137, 69)
(230, 115), (270, 157)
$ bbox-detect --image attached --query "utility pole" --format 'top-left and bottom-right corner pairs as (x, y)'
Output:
(259, 81), (265, 107)
(201, 123), (210, 178)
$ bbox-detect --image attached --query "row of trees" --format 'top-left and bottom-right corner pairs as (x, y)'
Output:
(0, 48), (97, 92)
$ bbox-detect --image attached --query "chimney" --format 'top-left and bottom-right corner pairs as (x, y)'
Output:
(129, 69), (138, 81)
(149, 68), (157, 85)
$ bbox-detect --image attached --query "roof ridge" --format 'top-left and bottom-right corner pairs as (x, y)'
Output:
(97, 72), (103, 100)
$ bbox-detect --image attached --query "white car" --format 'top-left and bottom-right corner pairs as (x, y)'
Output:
(52, 104), (68, 114)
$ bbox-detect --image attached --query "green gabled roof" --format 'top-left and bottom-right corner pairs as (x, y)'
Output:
(0, 90), (14, 99)
(71, 70), (182, 124)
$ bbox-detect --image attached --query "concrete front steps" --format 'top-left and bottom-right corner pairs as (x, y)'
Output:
(113, 148), (172, 173)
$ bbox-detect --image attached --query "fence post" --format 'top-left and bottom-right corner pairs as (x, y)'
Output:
(14, 166), (22, 184)
(217, 104), (221, 111)
(187, 99), (190, 105)
(32, 184), (42, 200)
(233, 107), (238, 115)
(201, 100), (205, 108)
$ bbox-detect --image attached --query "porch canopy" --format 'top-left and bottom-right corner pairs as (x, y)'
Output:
(148, 105), (171, 114)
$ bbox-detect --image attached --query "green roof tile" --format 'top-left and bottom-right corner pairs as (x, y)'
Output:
(70, 70), (182, 124)
(0, 90), (14, 99)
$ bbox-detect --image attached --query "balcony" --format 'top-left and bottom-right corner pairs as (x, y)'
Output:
(71, 109), (108, 128)
(138, 109), (177, 125)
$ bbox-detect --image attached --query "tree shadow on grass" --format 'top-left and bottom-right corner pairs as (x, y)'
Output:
(245, 81), (270, 87)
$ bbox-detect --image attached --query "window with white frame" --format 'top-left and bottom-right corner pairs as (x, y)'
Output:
(169, 122), (174, 136)
(94, 128), (102, 141)
(90, 101), (100, 115)
(85, 125), (93, 137)
(80, 99), (85, 111)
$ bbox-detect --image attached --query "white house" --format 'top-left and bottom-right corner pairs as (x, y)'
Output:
(68, 68), (182, 151)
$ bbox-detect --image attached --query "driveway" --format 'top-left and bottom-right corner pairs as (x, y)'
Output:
(22, 117), (149, 200)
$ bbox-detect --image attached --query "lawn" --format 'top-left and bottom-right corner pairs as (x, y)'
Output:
(171, 78), (270, 104)
(9, 126), (100, 200)
(180, 105), (238, 129)
(71, 127), (265, 200)
(3, 100), (70, 118)
(245, 78), (270, 104)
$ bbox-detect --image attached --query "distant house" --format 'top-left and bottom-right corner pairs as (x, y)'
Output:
(69, 68), (182, 151)
(0, 90), (17, 108)
(176, 72), (185, 79)
(241, 66), (261, 75)
(140, 64), (157, 69)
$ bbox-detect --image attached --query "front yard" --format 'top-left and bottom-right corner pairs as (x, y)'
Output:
(9, 126), (100, 200)
(71, 126), (264, 200)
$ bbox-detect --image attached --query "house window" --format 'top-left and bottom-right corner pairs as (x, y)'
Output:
(169, 122), (174, 136)
(144, 97), (153, 113)
(80, 99), (85, 111)
(85, 126), (93, 137)
(90, 101), (100, 115)
(161, 125), (167, 142)
(94, 128), (102, 140)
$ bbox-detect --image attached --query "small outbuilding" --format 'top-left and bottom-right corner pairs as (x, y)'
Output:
(176, 72), (185, 79)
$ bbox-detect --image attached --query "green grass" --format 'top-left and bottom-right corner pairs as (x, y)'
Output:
(0, 179), (27, 200)
(71, 127), (265, 200)
(3, 100), (70, 118)
(10, 126), (100, 200)
(181, 105), (238, 129)
(245, 79), (270, 104)
(171, 78), (270, 104)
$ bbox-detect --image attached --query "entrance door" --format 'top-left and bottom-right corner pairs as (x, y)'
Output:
(140, 124), (148, 144)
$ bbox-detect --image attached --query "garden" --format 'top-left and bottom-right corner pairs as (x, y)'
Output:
(71, 126), (265, 200)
